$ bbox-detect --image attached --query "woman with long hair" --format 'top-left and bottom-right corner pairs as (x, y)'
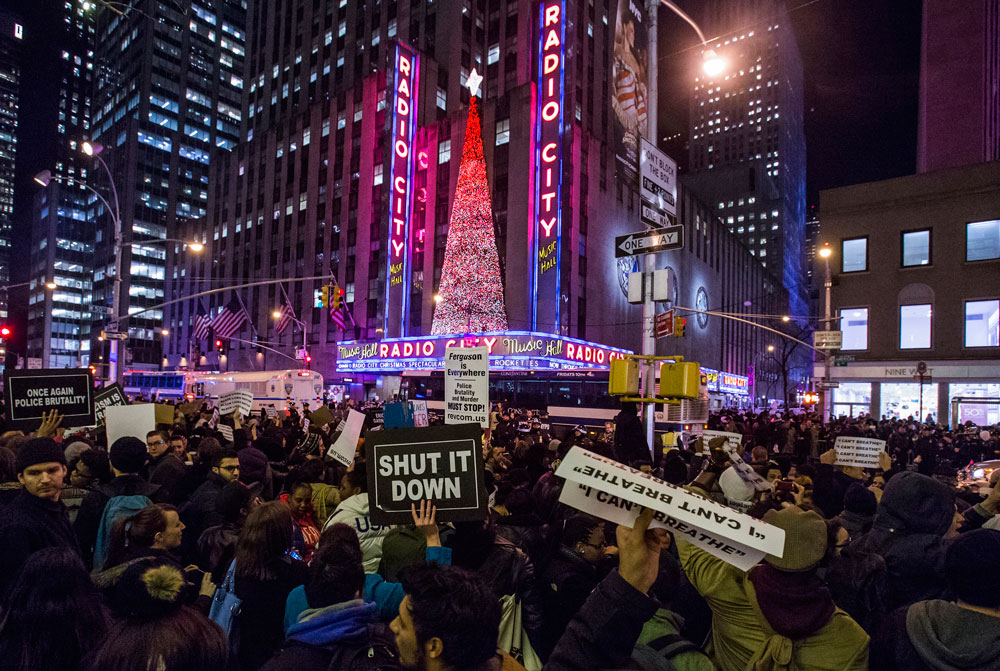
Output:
(86, 558), (229, 671)
(0, 547), (109, 671)
(104, 503), (185, 569)
(234, 500), (308, 671)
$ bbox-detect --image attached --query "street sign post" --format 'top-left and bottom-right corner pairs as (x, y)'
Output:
(814, 330), (843, 349)
(639, 138), (677, 217)
(640, 200), (671, 229)
(90, 305), (112, 316)
(655, 310), (674, 339)
(615, 226), (684, 258)
(816, 380), (840, 389)
(101, 331), (129, 341)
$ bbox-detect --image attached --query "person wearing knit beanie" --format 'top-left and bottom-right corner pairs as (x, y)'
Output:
(15, 437), (67, 476)
(109, 437), (148, 475)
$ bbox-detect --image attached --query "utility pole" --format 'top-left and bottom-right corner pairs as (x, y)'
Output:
(642, 0), (659, 453)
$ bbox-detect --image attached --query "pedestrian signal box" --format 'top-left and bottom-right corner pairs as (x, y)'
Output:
(659, 362), (701, 399)
(609, 358), (640, 396)
(320, 285), (330, 308)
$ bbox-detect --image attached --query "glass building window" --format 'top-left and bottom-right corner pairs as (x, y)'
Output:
(881, 382), (939, 422)
(899, 304), (932, 349)
(841, 237), (867, 272)
(949, 383), (1000, 425)
(901, 229), (930, 266)
(832, 382), (871, 418)
(967, 220), (1000, 261)
(965, 299), (1000, 347)
(438, 140), (451, 164)
(495, 119), (509, 146)
(840, 307), (868, 350)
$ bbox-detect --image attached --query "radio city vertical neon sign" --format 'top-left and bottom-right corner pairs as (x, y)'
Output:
(532, 0), (565, 333)
(384, 43), (420, 337)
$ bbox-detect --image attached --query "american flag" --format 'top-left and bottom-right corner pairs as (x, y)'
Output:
(330, 304), (347, 330)
(211, 296), (247, 339)
(193, 301), (211, 340)
(274, 302), (294, 335)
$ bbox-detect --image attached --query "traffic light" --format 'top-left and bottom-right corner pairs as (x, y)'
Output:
(0, 325), (11, 339)
(215, 339), (228, 354)
(802, 392), (819, 405)
(673, 316), (686, 337)
(332, 287), (343, 310)
(320, 285), (330, 308)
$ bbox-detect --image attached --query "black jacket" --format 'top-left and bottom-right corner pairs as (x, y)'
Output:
(234, 557), (310, 671)
(147, 452), (187, 501)
(545, 570), (658, 671)
(73, 474), (164, 567)
(187, 471), (230, 533)
(538, 547), (600, 659)
(872, 600), (1000, 671)
(613, 410), (649, 466)
(0, 489), (81, 596)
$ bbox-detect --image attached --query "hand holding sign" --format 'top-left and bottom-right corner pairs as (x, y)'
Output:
(833, 437), (887, 469)
(410, 500), (441, 547)
(617, 507), (668, 594)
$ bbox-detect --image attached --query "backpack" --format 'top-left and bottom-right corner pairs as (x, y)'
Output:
(324, 623), (400, 671)
(93, 494), (153, 570)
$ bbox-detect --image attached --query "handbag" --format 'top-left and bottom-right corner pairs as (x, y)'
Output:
(497, 594), (542, 671)
(209, 560), (242, 643)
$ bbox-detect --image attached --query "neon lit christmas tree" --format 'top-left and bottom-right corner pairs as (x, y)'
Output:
(431, 70), (509, 334)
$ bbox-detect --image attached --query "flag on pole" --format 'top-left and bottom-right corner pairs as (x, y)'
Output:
(211, 296), (247, 339)
(193, 301), (211, 340)
(330, 304), (346, 330)
(274, 302), (294, 335)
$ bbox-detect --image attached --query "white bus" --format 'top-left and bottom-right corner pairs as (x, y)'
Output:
(122, 369), (325, 411)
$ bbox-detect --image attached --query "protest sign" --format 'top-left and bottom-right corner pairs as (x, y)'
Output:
(177, 400), (201, 416)
(154, 403), (175, 426)
(309, 404), (335, 428)
(218, 425), (234, 442)
(444, 346), (489, 428)
(94, 383), (128, 427)
(834, 436), (886, 469)
(559, 483), (765, 571)
(105, 404), (156, 448)
(556, 447), (785, 557)
(3, 368), (95, 429)
(367, 423), (486, 524)
(366, 406), (384, 429)
(705, 432), (772, 493)
(218, 389), (253, 417)
(208, 407), (220, 429)
(702, 430), (743, 451)
(265, 405), (278, 418)
(383, 401), (415, 429)
(411, 400), (429, 427)
(327, 408), (366, 467)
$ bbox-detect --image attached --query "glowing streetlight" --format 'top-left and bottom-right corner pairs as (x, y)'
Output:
(272, 310), (282, 319)
(702, 49), (726, 77)
(33, 170), (52, 187)
(45, 281), (57, 290)
(433, 294), (442, 303)
(782, 315), (790, 322)
(818, 244), (832, 259)
(187, 242), (205, 252)
(81, 141), (103, 157)
(161, 328), (170, 336)
(767, 344), (775, 352)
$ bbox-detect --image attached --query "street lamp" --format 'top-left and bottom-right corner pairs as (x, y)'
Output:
(819, 243), (834, 422)
(702, 49), (726, 77)
(767, 344), (775, 352)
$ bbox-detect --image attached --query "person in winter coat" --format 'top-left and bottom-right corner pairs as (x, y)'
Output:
(836, 482), (877, 542)
(849, 470), (956, 612)
(677, 505), (869, 671)
(198, 479), (257, 583)
(0, 438), (82, 597)
(494, 488), (548, 568)
(280, 476), (320, 562)
(613, 401), (650, 466)
(872, 529), (1000, 671)
(74, 437), (166, 567)
(537, 514), (606, 659)
(185, 448), (241, 541)
(234, 501), (309, 671)
(322, 461), (393, 573)
(145, 429), (186, 501)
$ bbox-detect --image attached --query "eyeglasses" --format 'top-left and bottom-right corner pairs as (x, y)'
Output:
(581, 540), (607, 551)
(147, 440), (166, 447)
(218, 465), (240, 472)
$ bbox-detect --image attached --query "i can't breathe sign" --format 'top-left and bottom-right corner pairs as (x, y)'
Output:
(367, 423), (487, 524)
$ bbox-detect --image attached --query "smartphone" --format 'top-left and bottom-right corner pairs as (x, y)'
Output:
(775, 479), (796, 493)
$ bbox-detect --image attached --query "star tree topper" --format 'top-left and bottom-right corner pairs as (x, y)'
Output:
(466, 68), (483, 98)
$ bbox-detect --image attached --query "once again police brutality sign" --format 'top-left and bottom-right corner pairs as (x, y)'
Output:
(367, 423), (487, 524)
(4, 368), (95, 429)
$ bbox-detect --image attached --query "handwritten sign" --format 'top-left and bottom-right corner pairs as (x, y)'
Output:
(327, 409), (365, 467)
(218, 389), (253, 417)
(555, 447), (785, 557)
(444, 346), (489, 428)
(559, 483), (765, 571)
(834, 436), (886, 469)
(367, 423), (486, 524)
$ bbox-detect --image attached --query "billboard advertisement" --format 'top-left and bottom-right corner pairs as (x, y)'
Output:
(612, 0), (649, 188)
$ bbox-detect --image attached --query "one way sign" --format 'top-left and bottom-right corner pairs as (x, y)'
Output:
(615, 226), (684, 258)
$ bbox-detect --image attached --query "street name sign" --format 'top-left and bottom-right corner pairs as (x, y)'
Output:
(615, 226), (684, 258)
(814, 330), (843, 349)
(816, 381), (840, 389)
(640, 199), (672, 229)
(102, 331), (129, 341)
(655, 310), (674, 338)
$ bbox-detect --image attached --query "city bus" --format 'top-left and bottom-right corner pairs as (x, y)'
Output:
(122, 369), (325, 410)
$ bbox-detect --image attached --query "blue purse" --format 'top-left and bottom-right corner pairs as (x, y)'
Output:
(209, 560), (242, 642)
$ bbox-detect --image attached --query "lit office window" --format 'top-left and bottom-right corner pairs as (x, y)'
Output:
(840, 308), (868, 350)
(967, 220), (1000, 261)
(901, 229), (930, 266)
(841, 237), (867, 272)
(965, 299), (1000, 347)
(900, 304), (932, 349)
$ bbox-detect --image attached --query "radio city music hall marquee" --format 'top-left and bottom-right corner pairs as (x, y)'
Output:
(335, 332), (631, 373)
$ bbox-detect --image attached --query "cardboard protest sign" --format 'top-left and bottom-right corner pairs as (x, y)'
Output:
(310, 404), (335, 428)
(177, 400), (201, 416)
(444, 346), (489, 428)
(94, 383), (128, 427)
(366, 423), (487, 524)
(326, 408), (365, 467)
(560, 483), (766, 572)
(556, 447), (785, 557)
(154, 403), (175, 426)
(105, 404), (156, 448)
(834, 436), (886, 469)
(218, 389), (253, 417)
(3, 368), (95, 429)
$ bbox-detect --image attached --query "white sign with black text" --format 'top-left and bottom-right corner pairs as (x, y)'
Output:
(444, 346), (489, 428)
(834, 436), (886, 469)
(326, 408), (366, 467)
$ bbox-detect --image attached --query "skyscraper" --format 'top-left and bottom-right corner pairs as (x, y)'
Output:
(917, 0), (1000, 173)
(683, 0), (807, 316)
(26, 1), (96, 369)
(0, 11), (24, 326)
(87, 0), (245, 375)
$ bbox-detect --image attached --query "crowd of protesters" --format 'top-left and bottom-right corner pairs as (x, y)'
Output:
(0, 395), (998, 671)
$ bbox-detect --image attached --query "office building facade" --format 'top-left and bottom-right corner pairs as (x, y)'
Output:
(0, 11), (23, 327)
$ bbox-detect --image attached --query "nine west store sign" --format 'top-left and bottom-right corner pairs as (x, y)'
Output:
(817, 361), (1000, 380)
